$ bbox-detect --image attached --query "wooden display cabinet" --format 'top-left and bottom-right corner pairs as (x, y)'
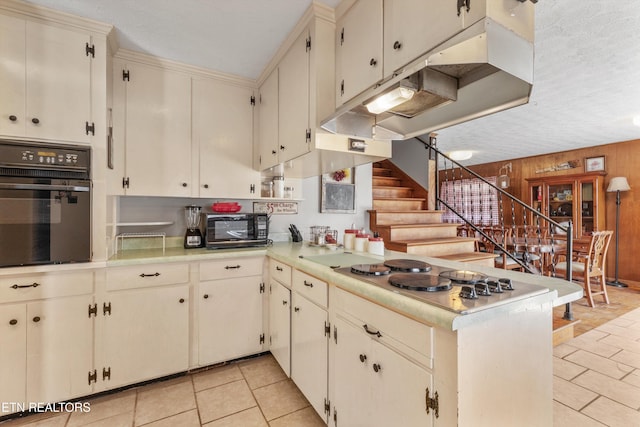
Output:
(527, 172), (606, 238)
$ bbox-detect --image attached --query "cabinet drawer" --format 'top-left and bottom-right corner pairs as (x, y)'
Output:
(200, 257), (264, 281)
(334, 287), (432, 367)
(107, 263), (190, 291)
(270, 259), (292, 288)
(0, 271), (94, 303)
(292, 270), (327, 309)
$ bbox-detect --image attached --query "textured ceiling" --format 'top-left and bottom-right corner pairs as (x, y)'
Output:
(21, 0), (640, 166)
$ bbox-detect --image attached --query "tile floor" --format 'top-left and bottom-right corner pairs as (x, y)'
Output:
(0, 355), (325, 427)
(2, 287), (639, 427)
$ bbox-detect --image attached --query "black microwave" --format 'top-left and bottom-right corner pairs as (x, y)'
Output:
(202, 213), (269, 249)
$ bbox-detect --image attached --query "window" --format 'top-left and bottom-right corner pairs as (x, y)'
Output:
(440, 177), (499, 225)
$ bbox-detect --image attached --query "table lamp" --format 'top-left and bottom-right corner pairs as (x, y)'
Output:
(606, 176), (631, 287)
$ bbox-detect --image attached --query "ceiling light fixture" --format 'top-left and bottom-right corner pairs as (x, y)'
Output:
(448, 150), (473, 161)
(365, 85), (416, 115)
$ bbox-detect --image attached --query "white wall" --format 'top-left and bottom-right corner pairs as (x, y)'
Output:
(391, 138), (430, 188)
(116, 163), (374, 245)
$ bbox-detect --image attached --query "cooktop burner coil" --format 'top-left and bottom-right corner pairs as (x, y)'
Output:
(388, 273), (452, 292)
(350, 264), (391, 276)
(383, 259), (432, 273)
(438, 270), (488, 284)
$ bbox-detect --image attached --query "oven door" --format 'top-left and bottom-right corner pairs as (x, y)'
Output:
(0, 177), (91, 267)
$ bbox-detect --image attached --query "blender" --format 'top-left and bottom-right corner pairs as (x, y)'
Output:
(184, 205), (203, 249)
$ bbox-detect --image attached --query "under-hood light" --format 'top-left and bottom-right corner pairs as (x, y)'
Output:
(365, 86), (416, 114)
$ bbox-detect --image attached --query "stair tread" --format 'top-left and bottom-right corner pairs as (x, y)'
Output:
(391, 237), (477, 246)
(373, 210), (445, 214)
(438, 252), (497, 262)
(373, 197), (425, 201)
(374, 185), (413, 189)
(376, 223), (459, 229)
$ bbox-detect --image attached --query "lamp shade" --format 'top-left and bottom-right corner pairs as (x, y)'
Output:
(607, 177), (631, 192)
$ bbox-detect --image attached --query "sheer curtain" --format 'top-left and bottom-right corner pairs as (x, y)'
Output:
(440, 177), (499, 225)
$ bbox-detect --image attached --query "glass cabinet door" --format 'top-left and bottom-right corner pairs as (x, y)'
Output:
(548, 183), (573, 226)
(580, 181), (595, 234)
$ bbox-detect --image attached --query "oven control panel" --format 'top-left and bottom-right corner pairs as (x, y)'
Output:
(0, 141), (89, 170)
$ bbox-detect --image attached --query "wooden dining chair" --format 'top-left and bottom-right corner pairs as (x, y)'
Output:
(553, 230), (613, 307)
(478, 227), (523, 271)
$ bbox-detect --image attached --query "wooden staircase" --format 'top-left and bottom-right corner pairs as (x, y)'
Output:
(369, 160), (496, 266)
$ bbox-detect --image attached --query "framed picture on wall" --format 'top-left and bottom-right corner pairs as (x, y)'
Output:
(320, 168), (356, 213)
(585, 156), (605, 172)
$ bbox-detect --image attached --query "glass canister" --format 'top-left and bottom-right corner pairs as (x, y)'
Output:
(273, 176), (285, 198)
(261, 181), (273, 197)
(343, 229), (358, 250)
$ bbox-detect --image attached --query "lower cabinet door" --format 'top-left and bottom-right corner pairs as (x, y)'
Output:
(102, 286), (189, 388)
(198, 276), (264, 365)
(26, 295), (94, 403)
(0, 303), (26, 407)
(332, 316), (373, 427)
(370, 339), (434, 427)
(291, 293), (328, 421)
(269, 281), (291, 376)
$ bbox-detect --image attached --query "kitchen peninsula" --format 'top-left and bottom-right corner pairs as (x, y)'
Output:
(105, 241), (581, 426)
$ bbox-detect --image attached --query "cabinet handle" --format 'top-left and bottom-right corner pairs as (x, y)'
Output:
(303, 280), (313, 288)
(294, 307), (300, 312)
(203, 184), (209, 189)
(393, 41), (402, 50)
(362, 324), (382, 338)
(280, 145), (285, 151)
(225, 265), (241, 270)
(271, 150), (277, 155)
(369, 58), (377, 66)
(182, 182), (188, 187)
(276, 266), (283, 272)
(282, 300), (288, 305)
(373, 363), (382, 373)
(9, 115), (17, 122)
(203, 294), (209, 299)
(31, 117), (40, 124)
(9, 319), (18, 326)
(359, 354), (367, 363)
(10, 282), (40, 289)
(139, 272), (160, 278)
(32, 316), (41, 323)
(179, 298), (185, 304)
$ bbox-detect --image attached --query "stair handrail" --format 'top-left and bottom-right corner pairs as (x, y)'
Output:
(416, 135), (573, 285)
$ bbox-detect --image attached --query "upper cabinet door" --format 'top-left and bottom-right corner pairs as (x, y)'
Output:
(336, 0), (383, 106)
(383, 0), (463, 74)
(278, 29), (310, 162)
(194, 78), (259, 198)
(258, 68), (280, 170)
(123, 62), (192, 197)
(0, 16), (91, 143)
(0, 14), (26, 138)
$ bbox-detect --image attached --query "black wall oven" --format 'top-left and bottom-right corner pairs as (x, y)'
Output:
(0, 141), (91, 268)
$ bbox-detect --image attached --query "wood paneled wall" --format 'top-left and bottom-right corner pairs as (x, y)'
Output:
(463, 138), (640, 284)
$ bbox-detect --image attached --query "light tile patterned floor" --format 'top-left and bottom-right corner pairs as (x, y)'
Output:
(553, 306), (640, 426)
(0, 355), (325, 427)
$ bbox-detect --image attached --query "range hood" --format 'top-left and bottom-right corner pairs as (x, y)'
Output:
(321, 18), (534, 140)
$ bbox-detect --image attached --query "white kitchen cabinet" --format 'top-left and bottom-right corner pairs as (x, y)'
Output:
(335, 0), (383, 106)
(112, 59), (192, 196)
(291, 291), (329, 422)
(197, 257), (265, 366)
(259, 13), (334, 170)
(257, 68), (280, 170)
(0, 270), (96, 412)
(0, 14), (93, 143)
(0, 303), (27, 406)
(332, 316), (433, 427)
(268, 259), (292, 375)
(26, 295), (95, 403)
(193, 78), (260, 198)
(278, 29), (311, 162)
(101, 263), (190, 389)
(331, 315), (433, 427)
(383, 0), (463, 75)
